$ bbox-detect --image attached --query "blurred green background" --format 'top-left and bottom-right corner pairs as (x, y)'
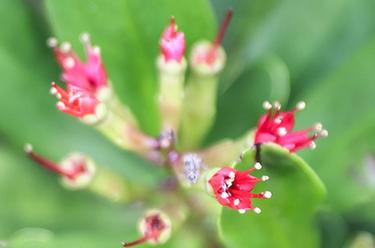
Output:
(1, 0), (375, 247)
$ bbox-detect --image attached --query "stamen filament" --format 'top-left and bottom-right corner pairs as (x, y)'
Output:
(207, 9), (233, 63)
(25, 144), (77, 179)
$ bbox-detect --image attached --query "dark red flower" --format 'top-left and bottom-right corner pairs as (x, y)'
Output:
(208, 163), (271, 214)
(122, 210), (171, 247)
(160, 17), (185, 62)
(254, 101), (328, 152)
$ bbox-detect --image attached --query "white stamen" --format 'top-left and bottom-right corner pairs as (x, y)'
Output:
(24, 143), (33, 153)
(309, 141), (316, 150)
(80, 32), (90, 43)
(254, 162), (262, 170)
(254, 207), (262, 214)
(296, 101), (306, 110)
(64, 57), (75, 69)
(47, 37), (58, 47)
(262, 175), (269, 181)
(262, 101), (272, 110)
(314, 123), (323, 131)
(229, 171), (235, 179)
(263, 191), (272, 199)
(320, 129), (329, 137)
(56, 101), (66, 110)
(238, 209), (246, 214)
(221, 192), (229, 199)
(274, 118), (282, 124)
(93, 46), (101, 54)
(234, 199), (240, 206)
(273, 101), (281, 110)
(60, 42), (71, 53)
(50, 87), (57, 95)
(56, 93), (62, 99)
(277, 127), (287, 136)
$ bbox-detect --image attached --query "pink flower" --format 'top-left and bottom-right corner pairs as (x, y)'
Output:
(208, 163), (271, 214)
(48, 33), (107, 93)
(254, 101), (328, 152)
(160, 17), (185, 62)
(47, 34), (108, 121)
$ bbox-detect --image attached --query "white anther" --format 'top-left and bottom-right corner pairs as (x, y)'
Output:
(234, 199), (240, 206)
(93, 46), (101, 54)
(314, 123), (323, 131)
(24, 143), (33, 153)
(50, 87), (57, 95)
(320, 129), (329, 137)
(238, 209), (246, 214)
(64, 57), (75, 69)
(56, 93), (62, 99)
(262, 101), (272, 110)
(229, 171), (235, 179)
(60, 42), (71, 53)
(296, 101), (306, 110)
(273, 101), (281, 110)
(221, 192), (229, 199)
(80, 32), (90, 43)
(309, 141), (317, 150)
(47, 37), (58, 47)
(254, 207), (262, 214)
(277, 127), (287, 136)
(274, 118), (282, 124)
(56, 101), (66, 110)
(263, 191), (272, 199)
(254, 162), (262, 170)
(262, 175), (269, 181)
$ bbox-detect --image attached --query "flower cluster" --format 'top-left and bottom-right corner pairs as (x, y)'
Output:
(22, 8), (329, 248)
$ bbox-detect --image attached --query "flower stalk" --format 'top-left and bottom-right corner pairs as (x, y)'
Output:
(180, 10), (232, 149)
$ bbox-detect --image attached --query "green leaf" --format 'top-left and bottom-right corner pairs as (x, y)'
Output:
(295, 37), (375, 210)
(45, 0), (216, 134)
(219, 143), (325, 248)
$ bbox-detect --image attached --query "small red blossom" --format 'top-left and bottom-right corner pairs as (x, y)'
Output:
(208, 163), (271, 214)
(123, 210), (171, 247)
(254, 101), (328, 152)
(50, 82), (100, 118)
(160, 17), (185, 62)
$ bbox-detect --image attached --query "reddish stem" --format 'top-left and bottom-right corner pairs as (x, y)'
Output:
(122, 236), (149, 247)
(26, 147), (77, 179)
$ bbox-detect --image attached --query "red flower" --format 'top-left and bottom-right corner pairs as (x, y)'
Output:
(208, 163), (271, 214)
(160, 17), (185, 62)
(254, 101), (328, 152)
(122, 210), (171, 247)
(47, 34), (108, 122)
